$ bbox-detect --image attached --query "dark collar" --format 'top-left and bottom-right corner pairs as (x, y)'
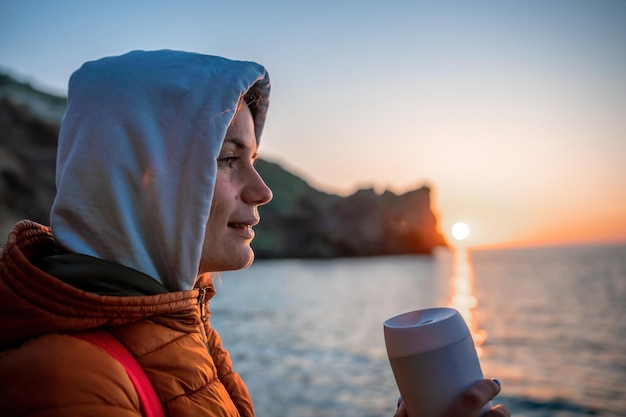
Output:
(32, 253), (169, 296)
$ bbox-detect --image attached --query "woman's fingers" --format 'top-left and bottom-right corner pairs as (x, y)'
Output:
(483, 403), (511, 417)
(393, 379), (510, 417)
(393, 398), (408, 417)
(443, 379), (502, 417)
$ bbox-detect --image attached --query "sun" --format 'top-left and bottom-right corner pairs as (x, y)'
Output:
(451, 222), (470, 241)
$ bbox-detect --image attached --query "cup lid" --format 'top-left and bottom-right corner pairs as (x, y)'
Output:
(383, 307), (470, 357)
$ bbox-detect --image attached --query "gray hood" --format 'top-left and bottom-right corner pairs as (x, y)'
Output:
(50, 49), (270, 291)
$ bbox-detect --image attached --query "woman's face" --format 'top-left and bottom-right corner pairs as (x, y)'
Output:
(198, 102), (273, 274)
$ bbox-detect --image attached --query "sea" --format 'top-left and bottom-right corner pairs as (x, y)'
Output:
(211, 244), (626, 417)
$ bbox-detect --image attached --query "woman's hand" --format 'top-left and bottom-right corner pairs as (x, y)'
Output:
(393, 379), (510, 417)
(442, 379), (509, 417)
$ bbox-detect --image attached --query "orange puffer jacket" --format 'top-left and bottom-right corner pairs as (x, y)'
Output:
(0, 220), (254, 417)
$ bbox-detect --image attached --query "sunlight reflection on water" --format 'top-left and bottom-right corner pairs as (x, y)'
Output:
(446, 248), (487, 357)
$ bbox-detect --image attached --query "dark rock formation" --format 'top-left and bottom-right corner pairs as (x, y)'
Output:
(253, 160), (446, 257)
(0, 74), (63, 235)
(0, 72), (447, 257)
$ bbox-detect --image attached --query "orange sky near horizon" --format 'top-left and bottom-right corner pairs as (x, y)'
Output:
(433, 183), (626, 249)
(438, 199), (626, 250)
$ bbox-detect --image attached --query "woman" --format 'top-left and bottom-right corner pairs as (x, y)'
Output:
(0, 50), (509, 416)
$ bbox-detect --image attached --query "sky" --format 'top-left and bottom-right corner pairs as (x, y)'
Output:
(1, 0), (625, 248)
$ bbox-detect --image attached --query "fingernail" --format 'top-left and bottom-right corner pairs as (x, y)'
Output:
(491, 378), (501, 388)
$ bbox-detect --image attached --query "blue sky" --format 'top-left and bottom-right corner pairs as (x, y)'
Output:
(1, 0), (625, 247)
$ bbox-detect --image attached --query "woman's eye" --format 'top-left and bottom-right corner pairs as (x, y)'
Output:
(218, 156), (238, 168)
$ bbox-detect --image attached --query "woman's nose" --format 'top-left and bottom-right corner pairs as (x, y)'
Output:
(242, 168), (273, 206)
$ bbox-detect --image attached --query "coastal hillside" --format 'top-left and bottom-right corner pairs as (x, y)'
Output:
(0, 73), (447, 257)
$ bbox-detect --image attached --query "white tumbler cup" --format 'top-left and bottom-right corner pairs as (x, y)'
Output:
(384, 308), (490, 417)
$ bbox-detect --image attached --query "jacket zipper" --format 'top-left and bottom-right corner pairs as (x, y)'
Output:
(197, 287), (208, 322)
(197, 287), (211, 353)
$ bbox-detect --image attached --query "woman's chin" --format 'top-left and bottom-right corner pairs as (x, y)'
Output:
(199, 245), (255, 274)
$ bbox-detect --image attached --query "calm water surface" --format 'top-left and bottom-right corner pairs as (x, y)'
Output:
(211, 244), (626, 417)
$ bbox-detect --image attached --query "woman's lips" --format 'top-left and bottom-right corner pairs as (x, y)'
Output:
(227, 222), (255, 239)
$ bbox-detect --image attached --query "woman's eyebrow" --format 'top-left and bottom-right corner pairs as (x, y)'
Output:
(223, 137), (247, 150)
(223, 137), (258, 159)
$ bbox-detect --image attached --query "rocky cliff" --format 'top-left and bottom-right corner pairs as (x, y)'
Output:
(0, 73), (447, 257)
